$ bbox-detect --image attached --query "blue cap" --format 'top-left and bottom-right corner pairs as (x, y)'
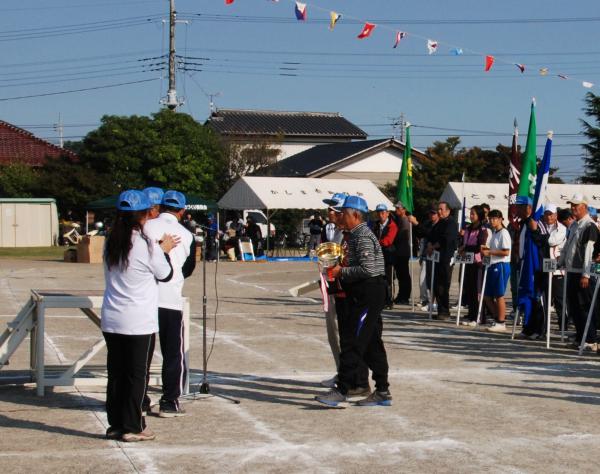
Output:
(516, 195), (533, 205)
(375, 203), (388, 212)
(589, 207), (598, 217)
(323, 192), (348, 207)
(117, 190), (151, 211)
(340, 195), (369, 214)
(143, 187), (164, 206)
(161, 190), (186, 209)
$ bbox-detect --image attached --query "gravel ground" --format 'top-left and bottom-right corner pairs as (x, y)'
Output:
(1, 258), (600, 473)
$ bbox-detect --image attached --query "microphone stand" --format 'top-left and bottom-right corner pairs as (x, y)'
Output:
(183, 227), (240, 404)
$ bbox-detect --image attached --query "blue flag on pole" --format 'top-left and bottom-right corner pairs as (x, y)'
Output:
(518, 134), (553, 324)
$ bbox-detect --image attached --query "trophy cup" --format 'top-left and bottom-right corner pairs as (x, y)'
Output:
(315, 242), (344, 281)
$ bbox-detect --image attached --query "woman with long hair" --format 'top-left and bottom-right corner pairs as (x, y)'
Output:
(460, 205), (489, 326)
(101, 190), (178, 442)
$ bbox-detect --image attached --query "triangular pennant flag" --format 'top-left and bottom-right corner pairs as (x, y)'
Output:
(539, 68), (549, 76)
(294, 2), (307, 21)
(515, 63), (525, 73)
(225, 0), (234, 4)
(357, 22), (376, 39)
(427, 39), (438, 54)
(450, 48), (463, 56)
(393, 31), (407, 48)
(329, 11), (341, 30)
(583, 81), (594, 88)
(485, 55), (495, 72)
(558, 74), (568, 80)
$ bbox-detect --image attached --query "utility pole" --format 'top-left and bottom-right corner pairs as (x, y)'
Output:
(399, 112), (405, 142)
(54, 113), (64, 148)
(162, 0), (183, 110)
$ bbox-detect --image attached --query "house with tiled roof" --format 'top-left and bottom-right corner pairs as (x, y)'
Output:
(206, 109), (367, 160)
(0, 120), (77, 167)
(268, 138), (428, 187)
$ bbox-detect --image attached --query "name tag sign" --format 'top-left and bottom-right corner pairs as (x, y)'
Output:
(456, 252), (474, 264)
(483, 256), (492, 266)
(542, 258), (558, 273)
(427, 250), (440, 263)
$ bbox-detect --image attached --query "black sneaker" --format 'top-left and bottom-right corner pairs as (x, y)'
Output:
(158, 401), (186, 418)
(105, 426), (124, 440)
(346, 386), (371, 401)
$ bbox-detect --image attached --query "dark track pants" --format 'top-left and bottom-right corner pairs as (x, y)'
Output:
(394, 256), (411, 301)
(567, 272), (597, 344)
(337, 277), (389, 394)
(335, 296), (369, 388)
(158, 308), (187, 403)
(434, 262), (453, 316)
(103, 332), (152, 434)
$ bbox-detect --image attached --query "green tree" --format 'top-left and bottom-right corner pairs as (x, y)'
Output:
(78, 109), (227, 198)
(0, 161), (39, 197)
(581, 92), (600, 183)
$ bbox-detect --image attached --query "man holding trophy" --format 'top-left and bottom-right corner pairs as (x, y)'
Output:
(315, 195), (391, 408)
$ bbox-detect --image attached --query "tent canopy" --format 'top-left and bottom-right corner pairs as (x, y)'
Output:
(217, 177), (394, 210)
(440, 182), (600, 216)
(86, 194), (218, 211)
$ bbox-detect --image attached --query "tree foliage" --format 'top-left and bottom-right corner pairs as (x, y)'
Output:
(222, 137), (282, 188)
(78, 109), (227, 198)
(0, 161), (39, 198)
(581, 92), (600, 183)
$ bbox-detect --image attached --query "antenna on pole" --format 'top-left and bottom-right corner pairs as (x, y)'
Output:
(54, 113), (64, 148)
(390, 113), (405, 141)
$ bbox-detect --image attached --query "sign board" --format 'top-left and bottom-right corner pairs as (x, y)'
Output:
(483, 256), (491, 266)
(543, 258), (558, 273)
(427, 251), (440, 263)
(456, 252), (475, 265)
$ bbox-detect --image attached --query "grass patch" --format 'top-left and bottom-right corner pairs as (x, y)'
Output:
(0, 246), (69, 260)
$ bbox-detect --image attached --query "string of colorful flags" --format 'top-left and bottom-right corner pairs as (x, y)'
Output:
(224, 0), (595, 90)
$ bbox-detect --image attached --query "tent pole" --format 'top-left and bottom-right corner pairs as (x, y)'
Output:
(266, 208), (271, 258)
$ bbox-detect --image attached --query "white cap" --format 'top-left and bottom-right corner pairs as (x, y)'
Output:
(544, 203), (558, 214)
(567, 193), (588, 205)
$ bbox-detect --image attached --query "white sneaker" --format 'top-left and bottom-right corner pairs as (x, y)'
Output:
(582, 342), (598, 352)
(487, 322), (507, 333)
(461, 320), (477, 327)
(421, 303), (437, 312)
(451, 304), (468, 310)
(320, 375), (338, 388)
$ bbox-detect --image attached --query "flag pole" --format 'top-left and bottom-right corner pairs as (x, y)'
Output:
(579, 276), (600, 356)
(410, 222), (415, 313)
(546, 270), (553, 349)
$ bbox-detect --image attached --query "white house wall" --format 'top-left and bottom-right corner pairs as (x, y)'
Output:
(336, 149), (403, 172)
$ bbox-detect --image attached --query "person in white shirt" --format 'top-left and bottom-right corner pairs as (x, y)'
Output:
(481, 210), (512, 332)
(101, 190), (177, 442)
(143, 190), (196, 418)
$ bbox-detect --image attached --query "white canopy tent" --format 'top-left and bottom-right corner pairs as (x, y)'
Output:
(440, 182), (600, 218)
(218, 177), (393, 210)
(218, 177), (394, 254)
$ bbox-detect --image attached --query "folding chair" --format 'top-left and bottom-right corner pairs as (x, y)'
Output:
(238, 239), (256, 262)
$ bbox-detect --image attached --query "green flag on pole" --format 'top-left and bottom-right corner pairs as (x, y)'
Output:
(517, 100), (537, 199)
(396, 124), (414, 213)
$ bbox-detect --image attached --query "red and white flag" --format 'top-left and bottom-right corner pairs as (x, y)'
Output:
(393, 31), (407, 48)
(427, 39), (438, 54)
(485, 55), (495, 72)
(357, 22), (376, 39)
(225, 0), (234, 4)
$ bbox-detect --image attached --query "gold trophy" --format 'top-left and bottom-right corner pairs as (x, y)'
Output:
(315, 242), (344, 281)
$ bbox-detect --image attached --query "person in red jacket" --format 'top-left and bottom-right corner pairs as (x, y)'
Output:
(373, 204), (398, 309)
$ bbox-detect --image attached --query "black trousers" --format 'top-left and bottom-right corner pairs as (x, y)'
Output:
(464, 264), (483, 321)
(566, 272), (597, 344)
(552, 275), (565, 328)
(337, 278), (389, 394)
(335, 295), (369, 388)
(523, 272), (546, 336)
(158, 308), (187, 403)
(394, 256), (411, 301)
(103, 332), (152, 434)
(434, 262), (453, 316)
(384, 262), (394, 305)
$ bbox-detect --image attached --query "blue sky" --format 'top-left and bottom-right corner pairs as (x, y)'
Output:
(1, 0), (599, 182)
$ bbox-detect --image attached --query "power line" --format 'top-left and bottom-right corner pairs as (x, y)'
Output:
(180, 12), (600, 26)
(0, 78), (160, 102)
(0, 1), (163, 12)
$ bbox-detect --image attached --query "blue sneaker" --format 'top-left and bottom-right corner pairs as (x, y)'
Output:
(315, 388), (349, 408)
(356, 390), (393, 407)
